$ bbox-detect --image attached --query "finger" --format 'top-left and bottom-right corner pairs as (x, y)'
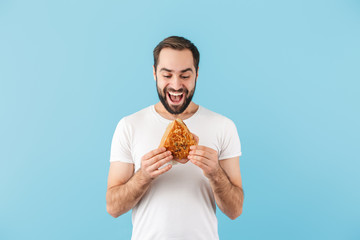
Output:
(142, 147), (167, 161)
(190, 158), (211, 172)
(188, 155), (211, 167)
(146, 150), (172, 166)
(149, 154), (173, 171)
(151, 164), (172, 178)
(188, 149), (212, 160)
(190, 145), (218, 155)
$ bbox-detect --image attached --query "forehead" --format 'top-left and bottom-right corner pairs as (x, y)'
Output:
(157, 48), (195, 72)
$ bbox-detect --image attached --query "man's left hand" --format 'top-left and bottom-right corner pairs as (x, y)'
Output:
(188, 145), (220, 179)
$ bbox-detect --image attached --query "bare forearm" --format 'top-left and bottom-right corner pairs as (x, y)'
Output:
(106, 170), (151, 218)
(209, 167), (244, 220)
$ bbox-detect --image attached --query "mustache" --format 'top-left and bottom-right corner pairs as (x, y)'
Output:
(164, 87), (187, 94)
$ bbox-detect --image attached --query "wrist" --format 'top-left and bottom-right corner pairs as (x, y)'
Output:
(136, 168), (152, 185)
(208, 165), (225, 182)
(208, 166), (231, 192)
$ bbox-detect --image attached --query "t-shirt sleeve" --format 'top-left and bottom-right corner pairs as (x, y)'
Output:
(109, 118), (134, 163)
(218, 119), (242, 160)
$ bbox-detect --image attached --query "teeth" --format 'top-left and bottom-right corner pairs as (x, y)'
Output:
(169, 92), (183, 96)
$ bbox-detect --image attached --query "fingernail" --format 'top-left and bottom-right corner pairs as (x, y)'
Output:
(190, 146), (195, 149)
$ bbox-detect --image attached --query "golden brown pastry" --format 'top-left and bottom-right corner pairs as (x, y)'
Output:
(159, 118), (197, 160)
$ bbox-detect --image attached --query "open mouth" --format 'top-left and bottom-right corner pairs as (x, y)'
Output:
(167, 91), (184, 105)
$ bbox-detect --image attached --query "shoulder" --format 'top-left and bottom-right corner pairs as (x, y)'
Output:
(125, 105), (153, 121)
(117, 105), (154, 126)
(197, 105), (236, 128)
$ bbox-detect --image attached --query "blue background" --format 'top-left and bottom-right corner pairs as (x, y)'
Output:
(1, 0), (359, 239)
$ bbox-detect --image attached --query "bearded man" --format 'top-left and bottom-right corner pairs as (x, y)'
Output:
(106, 36), (244, 240)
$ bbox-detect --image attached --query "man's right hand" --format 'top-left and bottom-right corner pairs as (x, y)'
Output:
(140, 147), (173, 181)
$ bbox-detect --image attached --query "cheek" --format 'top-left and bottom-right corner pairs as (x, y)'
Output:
(156, 81), (166, 91)
(185, 82), (196, 91)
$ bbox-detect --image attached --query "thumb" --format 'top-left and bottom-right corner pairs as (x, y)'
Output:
(191, 133), (199, 144)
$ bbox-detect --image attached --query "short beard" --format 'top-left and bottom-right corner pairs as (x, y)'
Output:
(156, 77), (196, 115)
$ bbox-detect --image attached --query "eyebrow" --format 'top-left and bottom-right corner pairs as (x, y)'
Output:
(160, 68), (193, 73)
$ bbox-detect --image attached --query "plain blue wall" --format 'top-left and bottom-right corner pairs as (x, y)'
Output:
(1, 0), (359, 239)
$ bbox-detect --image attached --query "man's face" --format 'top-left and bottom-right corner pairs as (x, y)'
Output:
(154, 48), (198, 115)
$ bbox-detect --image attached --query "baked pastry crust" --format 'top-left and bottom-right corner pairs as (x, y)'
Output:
(159, 118), (197, 160)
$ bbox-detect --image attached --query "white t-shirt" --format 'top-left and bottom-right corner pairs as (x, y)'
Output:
(110, 105), (241, 240)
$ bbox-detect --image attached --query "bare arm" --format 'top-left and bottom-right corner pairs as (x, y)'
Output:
(209, 157), (244, 220)
(188, 146), (244, 220)
(106, 148), (173, 218)
(106, 162), (150, 218)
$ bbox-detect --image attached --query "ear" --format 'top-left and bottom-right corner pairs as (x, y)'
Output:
(153, 65), (156, 81)
(196, 67), (199, 81)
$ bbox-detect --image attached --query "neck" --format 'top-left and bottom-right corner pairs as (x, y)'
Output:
(154, 102), (199, 120)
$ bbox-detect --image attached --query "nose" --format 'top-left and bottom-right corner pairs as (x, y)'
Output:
(170, 76), (183, 91)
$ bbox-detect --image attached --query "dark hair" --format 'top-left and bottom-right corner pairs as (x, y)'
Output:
(153, 36), (200, 73)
